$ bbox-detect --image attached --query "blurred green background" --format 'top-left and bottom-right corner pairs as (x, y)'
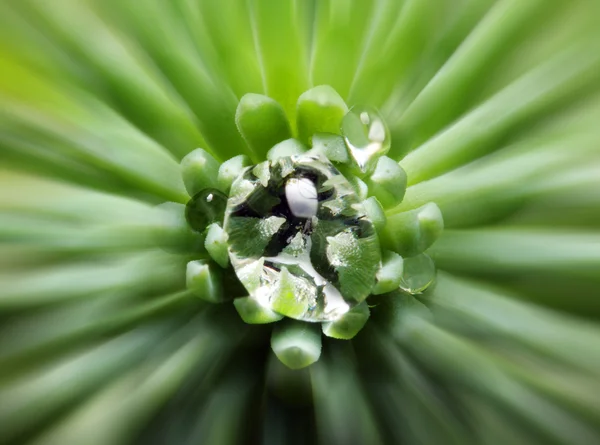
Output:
(0, 0), (599, 444)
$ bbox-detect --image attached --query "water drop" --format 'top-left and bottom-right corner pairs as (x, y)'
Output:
(341, 106), (391, 174)
(185, 188), (227, 232)
(399, 253), (436, 294)
(224, 154), (381, 322)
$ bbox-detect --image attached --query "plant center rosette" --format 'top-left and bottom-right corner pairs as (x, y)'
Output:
(157, 85), (444, 369)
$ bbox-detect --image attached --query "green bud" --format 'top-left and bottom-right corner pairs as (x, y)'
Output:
(266, 138), (307, 161)
(372, 251), (404, 295)
(322, 301), (370, 340)
(266, 353), (312, 405)
(296, 85), (348, 146)
(217, 155), (251, 194)
(271, 319), (322, 370)
(236, 93), (292, 161)
(308, 133), (349, 163)
(365, 156), (407, 209)
(153, 202), (205, 253)
(381, 202), (444, 257)
(362, 196), (386, 232)
(180, 148), (220, 197)
(233, 296), (284, 324)
(204, 223), (229, 268)
(186, 260), (224, 303)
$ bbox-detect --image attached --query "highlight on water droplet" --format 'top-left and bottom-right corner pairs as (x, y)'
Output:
(185, 188), (228, 233)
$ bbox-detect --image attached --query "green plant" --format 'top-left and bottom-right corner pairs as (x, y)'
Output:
(1, 1), (599, 444)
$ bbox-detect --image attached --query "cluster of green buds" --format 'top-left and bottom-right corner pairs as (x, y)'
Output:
(155, 85), (443, 369)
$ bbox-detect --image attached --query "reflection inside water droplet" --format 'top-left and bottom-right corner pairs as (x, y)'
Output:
(341, 106), (391, 174)
(224, 154), (381, 322)
(285, 177), (318, 218)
